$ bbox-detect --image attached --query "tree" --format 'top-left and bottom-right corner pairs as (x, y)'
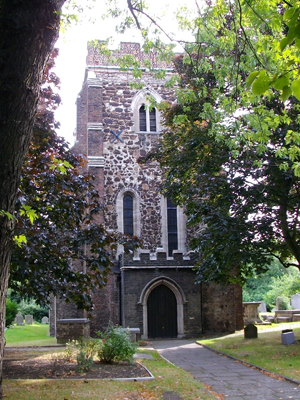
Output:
(10, 51), (137, 311)
(0, 1), (67, 395)
(111, 0), (300, 282)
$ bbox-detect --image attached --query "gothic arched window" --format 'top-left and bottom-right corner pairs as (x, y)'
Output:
(167, 198), (178, 257)
(123, 194), (134, 236)
(139, 103), (157, 132)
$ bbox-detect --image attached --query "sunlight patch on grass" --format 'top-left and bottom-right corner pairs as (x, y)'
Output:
(199, 324), (300, 381)
(5, 323), (57, 347)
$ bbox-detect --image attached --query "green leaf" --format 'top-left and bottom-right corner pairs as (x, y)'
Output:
(0, 210), (14, 220)
(283, 7), (296, 23)
(274, 75), (290, 90)
(280, 86), (292, 101)
(295, 23), (300, 39)
(280, 36), (292, 51)
(292, 79), (300, 100)
(295, 38), (300, 49)
(63, 160), (73, 169)
(245, 71), (260, 89)
(14, 235), (27, 248)
(252, 70), (270, 95)
(20, 205), (38, 224)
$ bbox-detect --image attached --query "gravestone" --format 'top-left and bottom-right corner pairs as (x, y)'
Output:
(291, 293), (300, 309)
(41, 316), (49, 324)
(16, 312), (24, 326)
(25, 315), (33, 325)
(244, 323), (258, 339)
(276, 296), (284, 310)
(257, 301), (267, 313)
(281, 329), (295, 345)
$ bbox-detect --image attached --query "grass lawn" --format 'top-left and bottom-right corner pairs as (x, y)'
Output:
(5, 323), (57, 347)
(199, 322), (300, 382)
(3, 349), (216, 400)
(3, 325), (216, 400)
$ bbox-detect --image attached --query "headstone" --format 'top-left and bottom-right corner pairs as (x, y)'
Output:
(16, 312), (24, 326)
(41, 316), (49, 324)
(257, 301), (267, 313)
(25, 315), (33, 325)
(276, 296), (284, 310)
(291, 293), (300, 309)
(281, 330), (295, 345)
(244, 323), (258, 339)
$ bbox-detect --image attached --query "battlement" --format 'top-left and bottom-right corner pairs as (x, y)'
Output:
(122, 249), (198, 268)
(87, 41), (173, 69)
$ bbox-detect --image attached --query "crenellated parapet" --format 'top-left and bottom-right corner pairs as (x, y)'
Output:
(122, 249), (198, 268)
(87, 41), (174, 70)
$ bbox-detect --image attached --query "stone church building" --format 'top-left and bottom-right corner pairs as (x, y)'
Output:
(53, 42), (243, 340)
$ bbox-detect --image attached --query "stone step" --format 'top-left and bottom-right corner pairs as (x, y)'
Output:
(276, 316), (292, 323)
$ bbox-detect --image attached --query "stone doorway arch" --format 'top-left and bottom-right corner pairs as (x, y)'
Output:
(138, 277), (187, 339)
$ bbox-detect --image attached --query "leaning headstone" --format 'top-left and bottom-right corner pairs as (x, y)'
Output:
(25, 315), (33, 325)
(291, 293), (300, 309)
(244, 323), (258, 339)
(257, 301), (267, 313)
(16, 312), (24, 326)
(281, 329), (295, 345)
(41, 316), (49, 324)
(276, 296), (284, 310)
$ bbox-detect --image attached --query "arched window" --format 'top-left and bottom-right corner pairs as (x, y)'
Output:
(139, 104), (157, 132)
(123, 194), (134, 236)
(167, 198), (178, 257)
(139, 105), (147, 131)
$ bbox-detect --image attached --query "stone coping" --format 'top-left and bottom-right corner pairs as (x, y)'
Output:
(275, 310), (300, 315)
(56, 318), (89, 324)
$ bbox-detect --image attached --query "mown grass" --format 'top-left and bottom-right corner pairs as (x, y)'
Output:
(3, 349), (216, 400)
(5, 323), (57, 347)
(3, 325), (216, 400)
(199, 323), (300, 382)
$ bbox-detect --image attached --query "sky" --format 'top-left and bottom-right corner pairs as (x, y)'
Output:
(54, 0), (195, 146)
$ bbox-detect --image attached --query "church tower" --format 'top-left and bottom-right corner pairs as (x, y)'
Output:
(54, 42), (243, 340)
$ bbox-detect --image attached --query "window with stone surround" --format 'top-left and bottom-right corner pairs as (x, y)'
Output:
(167, 198), (178, 257)
(161, 196), (187, 258)
(132, 89), (162, 133)
(139, 104), (157, 132)
(123, 194), (134, 236)
(116, 189), (141, 256)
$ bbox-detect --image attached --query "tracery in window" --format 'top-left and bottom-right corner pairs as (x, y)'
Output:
(139, 104), (157, 132)
(132, 89), (162, 133)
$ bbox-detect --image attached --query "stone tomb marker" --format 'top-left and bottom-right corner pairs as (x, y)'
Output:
(41, 316), (49, 324)
(257, 301), (267, 313)
(16, 312), (24, 326)
(244, 323), (258, 339)
(25, 315), (33, 325)
(281, 329), (295, 345)
(291, 293), (300, 309)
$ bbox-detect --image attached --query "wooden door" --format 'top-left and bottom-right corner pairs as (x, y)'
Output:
(147, 284), (177, 338)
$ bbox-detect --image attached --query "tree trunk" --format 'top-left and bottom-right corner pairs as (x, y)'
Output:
(0, 1), (65, 397)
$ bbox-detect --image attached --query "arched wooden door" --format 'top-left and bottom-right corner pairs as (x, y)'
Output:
(147, 284), (177, 338)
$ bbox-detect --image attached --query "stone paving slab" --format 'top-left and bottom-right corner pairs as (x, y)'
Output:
(152, 339), (300, 400)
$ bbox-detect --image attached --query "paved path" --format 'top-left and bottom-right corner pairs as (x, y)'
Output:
(152, 339), (300, 400)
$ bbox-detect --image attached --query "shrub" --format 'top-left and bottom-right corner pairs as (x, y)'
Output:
(64, 340), (79, 361)
(76, 350), (93, 372)
(18, 299), (49, 322)
(97, 323), (137, 364)
(5, 298), (18, 327)
(76, 337), (100, 359)
(65, 338), (100, 371)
